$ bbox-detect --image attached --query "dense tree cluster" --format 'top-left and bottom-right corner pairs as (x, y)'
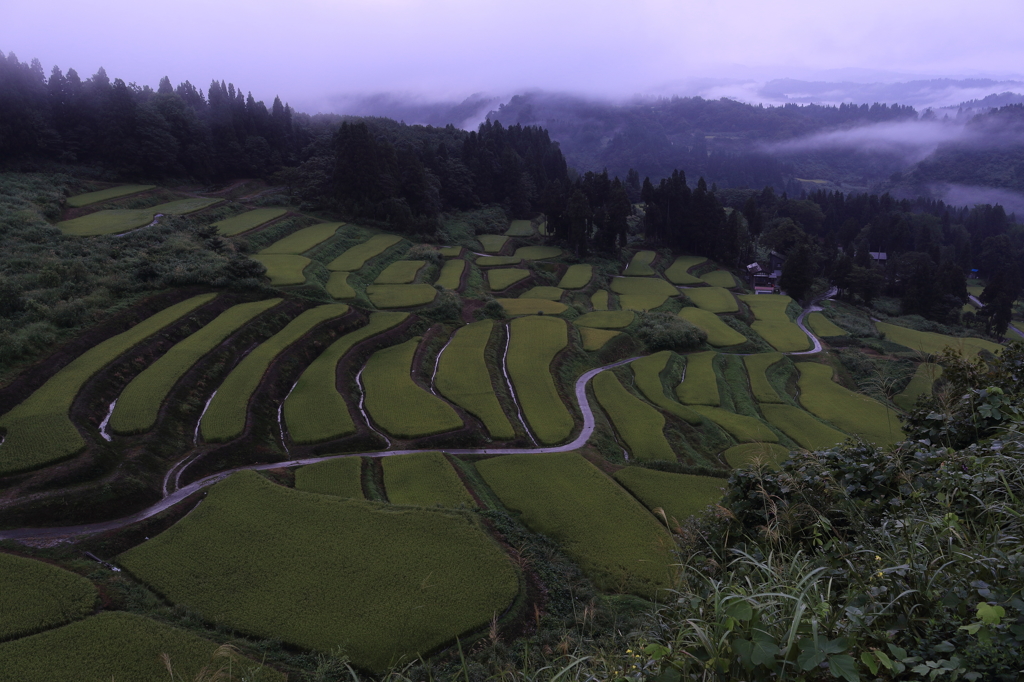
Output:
(0, 51), (325, 180)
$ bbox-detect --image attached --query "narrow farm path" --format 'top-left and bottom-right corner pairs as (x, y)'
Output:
(0, 293), (837, 543)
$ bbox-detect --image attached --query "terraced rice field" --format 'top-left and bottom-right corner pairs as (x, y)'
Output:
(796, 362), (904, 445)
(66, 184), (155, 207)
(477, 234), (509, 253)
(0, 553), (97, 640)
(326, 271), (356, 299)
(110, 299), (281, 435)
(591, 290), (610, 310)
(624, 250), (657, 276)
(630, 351), (702, 424)
(497, 299), (568, 316)
(515, 245), (559, 261)
(295, 456), (365, 498)
(558, 264), (593, 289)
(743, 352), (785, 402)
(363, 338), (463, 438)
(212, 207), (288, 236)
(760, 404), (848, 450)
(593, 371), (676, 461)
(689, 406), (779, 443)
(579, 328), (621, 350)
(894, 362), (943, 411)
(366, 284), (438, 308)
(520, 286), (564, 300)
(875, 321), (1002, 358)
(739, 294), (810, 352)
(476, 452), (675, 598)
(328, 234), (403, 271)
(435, 321), (515, 440)
(252, 254), (311, 285)
(664, 256), (706, 284)
(678, 307), (746, 346)
(723, 442), (792, 469)
(149, 197), (221, 214)
(57, 209), (157, 236)
(435, 259), (466, 289)
(118, 471), (519, 673)
(610, 276), (678, 298)
(807, 312), (848, 337)
(505, 219), (535, 236)
(476, 256), (522, 267)
(0, 294), (214, 475)
(699, 270), (737, 288)
(487, 268), (530, 290)
(506, 316), (573, 444)
(284, 312), (408, 444)
(439, 246), (462, 257)
(676, 351), (720, 405)
(382, 452), (476, 507)
(0, 612), (284, 682)
(374, 260), (425, 284)
(613, 467), (726, 523)
(260, 222), (344, 255)
(200, 304), (349, 442)
(681, 287), (738, 313)
(575, 310), (635, 329)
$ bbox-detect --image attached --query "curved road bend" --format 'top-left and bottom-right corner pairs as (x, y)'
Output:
(0, 291), (839, 543)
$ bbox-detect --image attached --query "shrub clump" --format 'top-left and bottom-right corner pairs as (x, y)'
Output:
(635, 311), (707, 352)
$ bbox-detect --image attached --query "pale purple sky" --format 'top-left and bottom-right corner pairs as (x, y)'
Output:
(3, 0), (1023, 112)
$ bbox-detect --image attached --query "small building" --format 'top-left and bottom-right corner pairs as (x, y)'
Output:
(747, 251), (785, 292)
(870, 252), (887, 263)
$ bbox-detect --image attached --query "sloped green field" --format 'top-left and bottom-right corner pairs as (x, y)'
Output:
(743, 352), (785, 402)
(618, 294), (670, 311)
(252, 254), (310, 285)
(435, 259), (466, 289)
(496, 298), (568, 316)
(0, 552), (97, 640)
(439, 246), (462, 257)
(558, 264), (593, 289)
(487, 268), (530, 290)
(476, 452), (675, 599)
(676, 351), (720, 405)
(435, 321), (515, 440)
(593, 371), (676, 462)
(259, 222), (343, 254)
(894, 362), (943, 411)
(875, 322), (1002, 358)
(723, 442), (792, 469)
(0, 294), (215, 475)
(366, 284), (438, 308)
(363, 338), (463, 439)
(505, 219), (534, 236)
(374, 260), (425, 284)
(591, 290), (610, 310)
(613, 467), (726, 524)
(382, 452), (476, 508)
(477, 256), (522, 267)
(67, 184), (155, 207)
(57, 208), (156, 236)
(678, 307), (746, 346)
(514, 246), (562, 260)
(507, 316), (573, 444)
(699, 270), (737, 288)
(477, 234), (509, 253)
(328, 234), (403, 271)
(295, 456), (365, 498)
(575, 310), (635, 329)
(110, 298), (281, 435)
(624, 250), (657, 276)
(630, 351), (702, 424)
(150, 197), (220, 214)
(0, 612), (284, 682)
(796, 362), (904, 445)
(807, 312), (848, 337)
(664, 256), (706, 284)
(610, 276), (678, 298)
(326, 271), (356, 299)
(682, 287), (738, 313)
(520, 286), (564, 300)
(284, 312), (408, 444)
(740, 294), (810, 352)
(689, 406), (779, 443)
(579, 327), (621, 350)
(118, 471), (518, 673)
(212, 207), (288, 236)
(760, 404), (848, 450)
(201, 304), (349, 442)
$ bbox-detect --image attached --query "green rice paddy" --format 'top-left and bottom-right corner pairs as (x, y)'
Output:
(0, 294), (215, 475)
(328, 234), (403, 271)
(591, 290), (610, 310)
(496, 299), (568, 316)
(487, 268), (530, 290)
(894, 362), (943, 411)
(624, 250), (657, 276)
(520, 286), (564, 300)
(681, 286), (739, 313)
(260, 222), (344, 255)
(476, 452), (675, 599)
(630, 351), (702, 425)
(435, 259), (466, 289)
(807, 312), (848, 337)
(760, 404), (848, 450)
(118, 471), (519, 673)
(0, 552), (97, 640)
(612, 467), (726, 524)
(739, 294), (810, 352)
(295, 456), (365, 498)
(743, 352), (785, 402)
(699, 270), (737, 288)
(374, 260), (425, 284)
(252, 254), (311, 285)
(593, 371), (676, 462)
(149, 197), (221, 215)
(435, 321), (515, 440)
(476, 256), (522, 267)
(505, 219), (535, 236)
(57, 209), (157, 236)
(326, 271), (356, 299)
(477, 234), (509, 253)
(110, 298), (281, 435)
(678, 307), (746, 346)
(558, 264), (593, 289)
(382, 452), (476, 507)
(723, 442), (792, 469)
(618, 294), (670, 311)
(284, 312), (408, 444)
(507, 316), (573, 444)
(514, 246), (563, 260)
(66, 184), (155, 207)
(688, 406), (779, 443)
(366, 284), (438, 308)
(676, 351), (720, 405)
(875, 321), (1002, 358)
(439, 246), (462, 257)
(363, 338), (463, 439)
(610, 276), (678, 298)
(579, 327), (621, 350)
(664, 256), (706, 285)
(200, 304), (349, 442)
(211, 207), (288, 236)
(796, 362), (904, 445)
(574, 310), (635, 329)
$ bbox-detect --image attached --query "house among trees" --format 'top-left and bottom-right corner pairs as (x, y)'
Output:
(747, 250), (786, 293)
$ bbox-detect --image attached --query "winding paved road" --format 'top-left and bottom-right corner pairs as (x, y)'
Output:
(0, 289), (837, 543)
